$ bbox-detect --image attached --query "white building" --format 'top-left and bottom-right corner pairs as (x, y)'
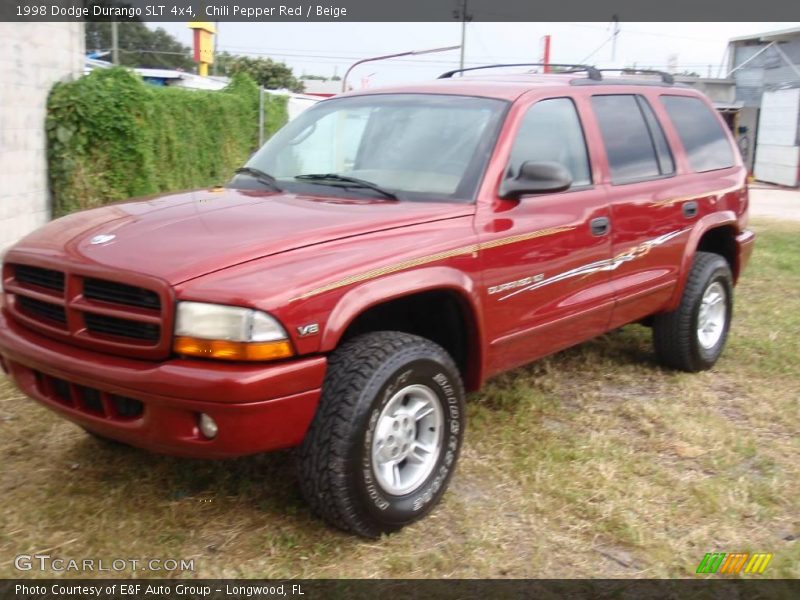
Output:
(0, 23), (85, 250)
(727, 26), (800, 185)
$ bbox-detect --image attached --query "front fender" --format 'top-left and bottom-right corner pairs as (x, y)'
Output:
(665, 210), (738, 311)
(319, 266), (486, 388)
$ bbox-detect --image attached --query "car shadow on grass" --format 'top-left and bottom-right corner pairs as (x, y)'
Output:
(56, 434), (334, 537)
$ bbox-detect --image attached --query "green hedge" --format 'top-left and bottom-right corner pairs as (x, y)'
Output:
(46, 67), (288, 216)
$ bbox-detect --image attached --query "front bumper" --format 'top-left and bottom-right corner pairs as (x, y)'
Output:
(0, 309), (326, 458)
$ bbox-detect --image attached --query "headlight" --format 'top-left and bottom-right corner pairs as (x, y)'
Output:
(173, 301), (293, 361)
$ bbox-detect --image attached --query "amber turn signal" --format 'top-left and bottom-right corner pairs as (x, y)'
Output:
(174, 337), (294, 361)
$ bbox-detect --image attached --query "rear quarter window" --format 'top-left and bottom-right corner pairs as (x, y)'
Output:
(660, 95), (735, 172)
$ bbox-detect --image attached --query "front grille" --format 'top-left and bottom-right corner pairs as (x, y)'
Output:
(14, 265), (64, 292)
(84, 313), (161, 341)
(77, 385), (104, 414)
(5, 261), (171, 359)
(18, 296), (67, 326)
(84, 278), (161, 310)
(34, 370), (144, 420)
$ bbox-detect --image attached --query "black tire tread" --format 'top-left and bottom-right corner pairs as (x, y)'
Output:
(653, 251), (731, 372)
(296, 331), (460, 538)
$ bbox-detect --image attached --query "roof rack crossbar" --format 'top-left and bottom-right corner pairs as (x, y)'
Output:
(596, 68), (675, 85)
(438, 63), (602, 81)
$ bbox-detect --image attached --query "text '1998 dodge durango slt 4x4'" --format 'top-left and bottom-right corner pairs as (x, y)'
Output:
(0, 65), (754, 537)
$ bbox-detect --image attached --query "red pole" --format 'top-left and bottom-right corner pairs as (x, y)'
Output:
(542, 35), (551, 73)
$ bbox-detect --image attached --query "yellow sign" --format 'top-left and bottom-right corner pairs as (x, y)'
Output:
(188, 22), (215, 76)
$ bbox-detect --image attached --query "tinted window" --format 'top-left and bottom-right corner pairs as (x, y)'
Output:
(592, 95), (674, 184)
(507, 98), (591, 187)
(638, 97), (675, 176)
(661, 95), (735, 172)
(244, 94), (507, 202)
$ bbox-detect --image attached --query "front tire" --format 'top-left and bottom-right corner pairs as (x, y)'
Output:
(653, 252), (733, 372)
(296, 331), (465, 538)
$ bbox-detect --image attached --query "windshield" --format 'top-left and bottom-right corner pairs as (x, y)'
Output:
(238, 93), (508, 202)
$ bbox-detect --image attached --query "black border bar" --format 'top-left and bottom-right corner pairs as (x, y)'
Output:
(3, 579), (800, 600)
(2, 0), (800, 22)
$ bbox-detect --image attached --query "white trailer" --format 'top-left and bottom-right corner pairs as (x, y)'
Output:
(754, 87), (800, 187)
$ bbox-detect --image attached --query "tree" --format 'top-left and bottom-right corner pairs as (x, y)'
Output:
(215, 54), (305, 93)
(85, 22), (195, 71)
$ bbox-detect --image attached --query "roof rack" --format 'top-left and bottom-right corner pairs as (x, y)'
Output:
(596, 68), (675, 84)
(438, 63), (602, 81)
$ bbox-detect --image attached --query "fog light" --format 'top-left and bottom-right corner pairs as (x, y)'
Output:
(199, 413), (218, 439)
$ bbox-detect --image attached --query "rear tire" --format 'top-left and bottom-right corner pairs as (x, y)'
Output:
(296, 331), (465, 538)
(653, 252), (733, 372)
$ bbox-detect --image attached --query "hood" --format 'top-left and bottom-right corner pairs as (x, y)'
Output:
(11, 189), (473, 284)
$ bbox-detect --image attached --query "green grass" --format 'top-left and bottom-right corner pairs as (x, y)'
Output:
(0, 218), (797, 578)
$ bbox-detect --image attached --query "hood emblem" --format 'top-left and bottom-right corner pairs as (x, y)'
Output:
(90, 234), (116, 245)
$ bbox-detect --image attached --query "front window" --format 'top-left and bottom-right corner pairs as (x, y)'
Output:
(507, 97), (592, 188)
(238, 94), (508, 202)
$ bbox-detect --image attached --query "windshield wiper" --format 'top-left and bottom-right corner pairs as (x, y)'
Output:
(234, 167), (283, 192)
(295, 173), (399, 201)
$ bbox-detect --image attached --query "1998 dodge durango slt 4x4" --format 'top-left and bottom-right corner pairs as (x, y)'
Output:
(0, 65), (754, 537)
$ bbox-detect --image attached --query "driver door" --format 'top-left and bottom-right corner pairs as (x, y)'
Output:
(478, 96), (615, 375)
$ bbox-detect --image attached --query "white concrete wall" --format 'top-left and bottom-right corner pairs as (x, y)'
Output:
(0, 23), (84, 250)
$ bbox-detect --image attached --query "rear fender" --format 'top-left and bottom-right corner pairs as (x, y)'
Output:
(665, 210), (738, 312)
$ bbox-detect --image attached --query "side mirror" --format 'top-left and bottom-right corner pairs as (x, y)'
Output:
(499, 161), (573, 199)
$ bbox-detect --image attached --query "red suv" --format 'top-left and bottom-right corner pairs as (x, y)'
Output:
(0, 65), (754, 537)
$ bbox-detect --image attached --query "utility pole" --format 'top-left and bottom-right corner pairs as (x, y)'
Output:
(111, 20), (119, 65)
(541, 35), (551, 73)
(212, 21), (219, 76)
(453, 0), (472, 72)
(610, 14), (620, 62)
(108, 0), (120, 65)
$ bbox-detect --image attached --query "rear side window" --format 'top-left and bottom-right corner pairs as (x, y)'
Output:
(507, 97), (592, 187)
(661, 95), (735, 172)
(638, 99), (675, 176)
(591, 95), (675, 184)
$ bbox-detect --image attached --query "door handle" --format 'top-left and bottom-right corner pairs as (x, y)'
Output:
(590, 216), (611, 237)
(683, 201), (698, 219)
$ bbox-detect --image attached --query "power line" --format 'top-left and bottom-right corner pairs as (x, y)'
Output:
(579, 33), (616, 64)
(565, 22), (732, 43)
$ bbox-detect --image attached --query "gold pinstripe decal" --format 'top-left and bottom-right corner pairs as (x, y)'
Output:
(650, 185), (742, 208)
(477, 225), (576, 250)
(290, 224), (577, 301)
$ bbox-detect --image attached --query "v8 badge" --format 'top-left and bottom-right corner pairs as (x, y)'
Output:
(297, 323), (320, 337)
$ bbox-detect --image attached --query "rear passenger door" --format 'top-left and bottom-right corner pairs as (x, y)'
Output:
(590, 93), (686, 328)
